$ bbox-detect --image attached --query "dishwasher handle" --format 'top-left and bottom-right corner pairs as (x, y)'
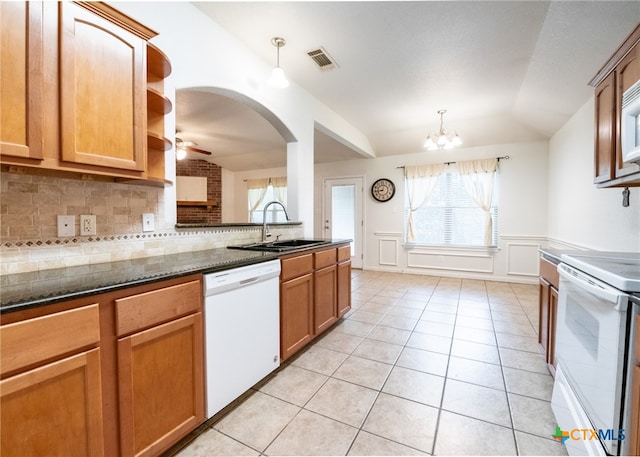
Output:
(239, 276), (260, 286)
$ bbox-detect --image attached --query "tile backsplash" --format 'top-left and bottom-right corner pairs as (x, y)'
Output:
(1, 172), (303, 274)
(1, 171), (169, 241)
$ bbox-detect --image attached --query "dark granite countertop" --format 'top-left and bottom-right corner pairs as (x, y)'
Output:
(1, 239), (350, 314)
(0, 249), (278, 314)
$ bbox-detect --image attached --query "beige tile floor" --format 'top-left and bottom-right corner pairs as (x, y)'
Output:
(176, 270), (568, 456)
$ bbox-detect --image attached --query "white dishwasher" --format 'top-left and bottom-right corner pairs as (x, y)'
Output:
(203, 259), (281, 418)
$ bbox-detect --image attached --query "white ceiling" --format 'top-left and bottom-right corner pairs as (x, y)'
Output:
(175, 1), (640, 171)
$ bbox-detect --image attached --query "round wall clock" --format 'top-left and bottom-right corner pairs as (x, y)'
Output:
(371, 178), (396, 202)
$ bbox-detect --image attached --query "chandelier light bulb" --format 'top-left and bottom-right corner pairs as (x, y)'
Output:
(423, 109), (463, 150)
(176, 147), (187, 160)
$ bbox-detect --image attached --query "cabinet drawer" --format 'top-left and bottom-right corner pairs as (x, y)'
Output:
(315, 248), (337, 269)
(1, 304), (100, 376)
(337, 245), (351, 262)
(115, 280), (201, 337)
(281, 254), (313, 281)
(539, 257), (560, 289)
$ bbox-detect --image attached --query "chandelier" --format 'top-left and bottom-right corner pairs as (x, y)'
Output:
(423, 109), (463, 150)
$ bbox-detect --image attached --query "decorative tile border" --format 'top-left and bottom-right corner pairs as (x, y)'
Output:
(1, 225), (260, 248)
(1, 225), (305, 275)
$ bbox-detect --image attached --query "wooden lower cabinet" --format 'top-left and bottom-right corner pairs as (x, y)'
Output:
(280, 273), (314, 361)
(1, 304), (104, 457)
(548, 286), (558, 370)
(337, 246), (352, 318)
(0, 274), (204, 457)
(114, 278), (204, 457)
(280, 243), (351, 361)
(538, 256), (559, 375)
(118, 313), (204, 457)
(315, 264), (338, 333)
(1, 350), (104, 457)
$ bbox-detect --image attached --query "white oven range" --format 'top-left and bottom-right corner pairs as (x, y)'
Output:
(552, 252), (640, 456)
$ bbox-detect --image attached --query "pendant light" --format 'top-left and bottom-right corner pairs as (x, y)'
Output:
(423, 109), (463, 150)
(268, 37), (289, 89)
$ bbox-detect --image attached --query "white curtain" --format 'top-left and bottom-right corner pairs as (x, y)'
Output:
(271, 177), (287, 206)
(456, 158), (498, 246)
(247, 178), (269, 223)
(404, 163), (445, 242)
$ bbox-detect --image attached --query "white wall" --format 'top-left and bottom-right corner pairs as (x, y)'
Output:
(112, 1), (375, 235)
(315, 141), (549, 283)
(114, 2), (640, 282)
(548, 98), (640, 251)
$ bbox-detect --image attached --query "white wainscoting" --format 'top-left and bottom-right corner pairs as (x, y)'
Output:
(368, 233), (557, 284)
(505, 242), (541, 277)
(407, 249), (494, 274)
(374, 232), (402, 266)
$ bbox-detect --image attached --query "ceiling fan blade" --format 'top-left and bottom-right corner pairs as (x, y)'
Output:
(184, 145), (212, 155)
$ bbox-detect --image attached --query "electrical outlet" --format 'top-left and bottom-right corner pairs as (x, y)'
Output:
(142, 213), (155, 232)
(57, 215), (75, 237)
(80, 214), (96, 236)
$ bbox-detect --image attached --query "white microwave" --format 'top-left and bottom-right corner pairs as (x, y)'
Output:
(621, 79), (640, 164)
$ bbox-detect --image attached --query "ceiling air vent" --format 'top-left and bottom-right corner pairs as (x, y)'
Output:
(307, 47), (337, 71)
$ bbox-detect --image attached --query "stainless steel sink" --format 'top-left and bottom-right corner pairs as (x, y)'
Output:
(228, 239), (331, 252)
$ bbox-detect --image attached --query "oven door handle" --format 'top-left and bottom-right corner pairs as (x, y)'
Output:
(558, 263), (626, 310)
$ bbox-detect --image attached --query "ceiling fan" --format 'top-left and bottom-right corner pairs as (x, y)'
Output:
(175, 136), (213, 160)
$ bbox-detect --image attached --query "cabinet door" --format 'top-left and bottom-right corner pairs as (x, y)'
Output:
(118, 313), (204, 457)
(337, 260), (352, 318)
(538, 278), (550, 357)
(616, 46), (640, 179)
(280, 273), (314, 361)
(314, 264), (338, 334)
(1, 349), (104, 457)
(59, 2), (146, 172)
(0, 1), (44, 160)
(548, 286), (559, 371)
(594, 72), (616, 184)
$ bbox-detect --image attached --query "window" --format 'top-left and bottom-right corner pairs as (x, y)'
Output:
(404, 159), (499, 247)
(247, 177), (287, 223)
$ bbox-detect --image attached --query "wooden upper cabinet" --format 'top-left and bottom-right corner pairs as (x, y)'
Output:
(0, 2), (44, 160)
(594, 72), (616, 184)
(591, 23), (640, 188)
(59, 2), (147, 172)
(615, 46), (640, 179)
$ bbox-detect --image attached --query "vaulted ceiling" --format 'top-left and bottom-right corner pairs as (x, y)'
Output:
(175, 2), (640, 171)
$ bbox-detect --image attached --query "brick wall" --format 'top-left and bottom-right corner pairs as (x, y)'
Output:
(175, 159), (222, 224)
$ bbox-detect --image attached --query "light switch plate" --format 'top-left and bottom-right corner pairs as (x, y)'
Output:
(142, 213), (155, 232)
(57, 215), (75, 237)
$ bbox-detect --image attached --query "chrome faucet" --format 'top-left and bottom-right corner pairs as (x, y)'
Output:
(262, 201), (290, 242)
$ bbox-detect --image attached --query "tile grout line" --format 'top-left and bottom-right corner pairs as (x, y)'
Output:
(429, 276), (461, 456)
(178, 274), (558, 456)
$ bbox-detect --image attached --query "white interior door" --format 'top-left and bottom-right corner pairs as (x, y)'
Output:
(323, 177), (363, 268)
